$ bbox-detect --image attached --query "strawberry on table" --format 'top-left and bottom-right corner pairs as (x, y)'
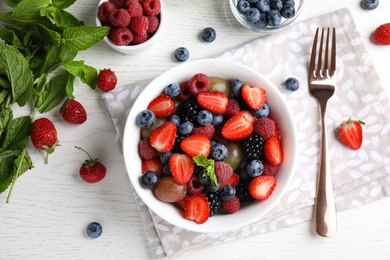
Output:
(75, 146), (106, 183)
(371, 23), (390, 45)
(147, 94), (175, 118)
(169, 153), (195, 184)
(184, 193), (210, 224)
(149, 121), (177, 152)
(197, 91), (228, 114)
(31, 117), (59, 164)
(222, 110), (255, 140)
(337, 118), (365, 150)
(249, 175), (277, 201)
(97, 69), (117, 92)
(180, 134), (211, 158)
(241, 84), (266, 110)
(60, 98), (87, 124)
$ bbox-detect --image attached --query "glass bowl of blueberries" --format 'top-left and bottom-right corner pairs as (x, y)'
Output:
(229, 0), (304, 34)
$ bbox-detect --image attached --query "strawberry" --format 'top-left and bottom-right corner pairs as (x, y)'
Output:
(76, 146), (106, 183)
(169, 153), (195, 184)
(337, 118), (365, 150)
(371, 23), (390, 45)
(264, 136), (283, 165)
(241, 84), (266, 110)
(147, 94), (175, 118)
(248, 175), (277, 201)
(219, 173), (240, 189)
(180, 134), (211, 158)
(221, 110), (255, 140)
(197, 91), (228, 114)
(60, 98), (87, 124)
(149, 121), (177, 152)
(97, 69), (117, 92)
(176, 194), (191, 209)
(184, 193), (210, 224)
(31, 117), (59, 164)
(141, 157), (163, 177)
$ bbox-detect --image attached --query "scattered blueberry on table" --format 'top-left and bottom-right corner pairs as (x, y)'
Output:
(201, 27), (217, 42)
(86, 222), (103, 239)
(174, 47), (190, 62)
(361, 0), (379, 10)
(284, 77), (300, 91)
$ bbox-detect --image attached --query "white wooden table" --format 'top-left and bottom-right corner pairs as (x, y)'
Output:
(1, 0), (390, 259)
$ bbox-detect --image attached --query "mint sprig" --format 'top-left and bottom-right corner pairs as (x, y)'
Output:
(193, 154), (218, 188)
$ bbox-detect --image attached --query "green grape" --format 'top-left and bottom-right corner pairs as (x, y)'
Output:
(223, 142), (243, 170)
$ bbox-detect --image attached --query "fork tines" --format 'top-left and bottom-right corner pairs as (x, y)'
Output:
(310, 28), (336, 79)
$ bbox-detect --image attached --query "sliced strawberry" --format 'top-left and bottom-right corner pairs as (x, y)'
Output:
(149, 121), (177, 152)
(241, 84), (266, 110)
(197, 91), (228, 114)
(337, 118), (365, 150)
(176, 194), (191, 209)
(264, 136), (283, 165)
(141, 157), (163, 177)
(147, 94), (175, 118)
(184, 193), (210, 224)
(180, 134), (211, 158)
(221, 110), (255, 140)
(169, 153), (195, 184)
(249, 175), (277, 201)
(219, 173), (240, 190)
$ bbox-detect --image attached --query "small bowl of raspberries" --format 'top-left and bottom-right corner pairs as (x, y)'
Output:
(123, 59), (298, 233)
(96, 0), (165, 54)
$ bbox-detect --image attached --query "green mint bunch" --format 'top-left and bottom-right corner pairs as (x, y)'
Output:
(0, 0), (109, 202)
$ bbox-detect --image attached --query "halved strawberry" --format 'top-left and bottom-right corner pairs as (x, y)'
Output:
(184, 193), (210, 224)
(141, 157), (163, 177)
(176, 194), (191, 209)
(241, 84), (266, 110)
(221, 110), (255, 140)
(147, 94), (175, 118)
(249, 175), (277, 201)
(264, 136), (283, 165)
(169, 153), (195, 184)
(219, 173), (240, 190)
(337, 118), (365, 150)
(180, 134), (211, 158)
(197, 91), (228, 114)
(149, 121), (177, 152)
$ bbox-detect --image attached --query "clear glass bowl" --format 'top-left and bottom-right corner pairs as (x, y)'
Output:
(229, 0), (304, 34)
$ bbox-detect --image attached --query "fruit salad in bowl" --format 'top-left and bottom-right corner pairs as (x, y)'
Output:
(123, 59), (297, 233)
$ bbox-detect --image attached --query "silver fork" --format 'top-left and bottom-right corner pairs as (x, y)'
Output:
(309, 28), (337, 237)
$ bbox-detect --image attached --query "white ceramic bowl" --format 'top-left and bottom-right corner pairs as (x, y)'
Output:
(123, 59), (297, 233)
(95, 0), (165, 55)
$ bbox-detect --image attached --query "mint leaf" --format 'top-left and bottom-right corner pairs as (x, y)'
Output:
(56, 9), (82, 28)
(62, 26), (109, 51)
(26, 23), (61, 45)
(0, 108), (13, 134)
(12, 0), (50, 15)
(0, 28), (24, 49)
(65, 60), (98, 89)
(0, 115), (31, 156)
(35, 73), (68, 113)
(52, 0), (77, 10)
(0, 156), (16, 194)
(4, 0), (22, 7)
(193, 154), (218, 187)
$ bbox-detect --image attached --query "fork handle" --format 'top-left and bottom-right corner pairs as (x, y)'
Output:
(314, 105), (337, 237)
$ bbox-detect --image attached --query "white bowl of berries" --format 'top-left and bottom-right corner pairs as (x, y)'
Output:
(123, 59), (298, 233)
(96, 0), (165, 54)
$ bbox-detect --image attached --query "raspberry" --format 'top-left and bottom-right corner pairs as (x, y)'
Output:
(126, 0), (143, 17)
(177, 81), (194, 102)
(254, 117), (277, 139)
(97, 69), (117, 92)
(143, 0), (161, 16)
(109, 9), (131, 28)
(60, 98), (87, 124)
(371, 23), (390, 45)
(147, 15), (160, 34)
(109, 0), (127, 8)
(186, 175), (204, 195)
(261, 159), (279, 176)
(132, 32), (149, 45)
(214, 161), (233, 183)
(110, 27), (133, 46)
(130, 15), (149, 35)
(224, 98), (240, 116)
(138, 138), (158, 160)
(98, 2), (115, 22)
(192, 124), (215, 140)
(188, 73), (210, 96)
(222, 196), (240, 213)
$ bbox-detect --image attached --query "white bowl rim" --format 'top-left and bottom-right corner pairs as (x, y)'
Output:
(122, 58), (298, 233)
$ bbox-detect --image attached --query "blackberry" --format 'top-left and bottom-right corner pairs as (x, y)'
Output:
(179, 98), (201, 124)
(172, 133), (189, 152)
(236, 180), (254, 203)
(241, 133), (264, 160)
(202, 190), (221, 217)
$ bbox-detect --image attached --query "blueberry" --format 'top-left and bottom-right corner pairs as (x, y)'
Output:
(362, 0), (379, 10)
(285, 77), (300, 91)
(201, 27), (216, 43)
(204, 182), (220, 192)
(280, 4), (295, 18)
(160, 151), (173, 164)
(253, 103), (270, 118)
(256, 0), (271, 13)
(210, 143), (228, 161)
(245, 7), (261, 23)
(237, 160), (251, 181)
(140, 171), (159, 189)
(237, 0), (251, 14)
(231, 79), (244, 97)
(197, 168), (211, 185)
(86, 222), (103, 239)
(197, 110), (213, 125)
(220, 184), (236, 201)
(211, 113), (224, 126)
(137, 109), (156, 128)
(174, 47), (190, 62)
(247, 159), (264, 177)
(255, 13), (269, 28)
(270, 0), (283, 11)
(164, 83), (181, 98)
(268, 9), (282, 26)
(247, 0), (260, 3)
(179, 121), (194, 135)
(283, 0), (295, 5)
(163, 164), (172, 176)
(170, 114), (181, 127)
